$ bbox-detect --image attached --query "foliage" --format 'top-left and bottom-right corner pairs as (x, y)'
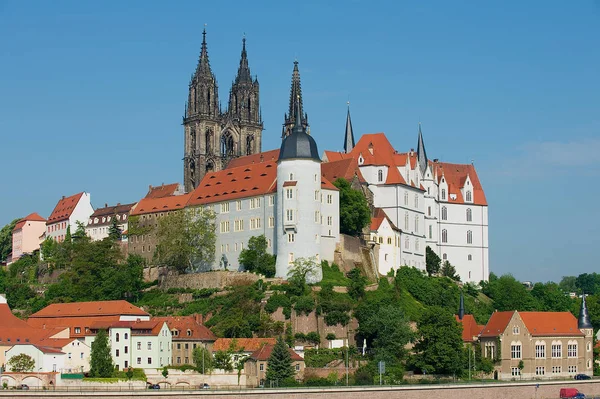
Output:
(154, 208), (216, 273)
(530, 282), (572, 311)
(320, 262), (350, 286)
(575, 273), (600, 295)
(354, 366), (374, 385)
(481, 274), (539, 311)
(89, 329), (114, 378)
(288, 257), (320, 285)
(108, 217), (122, 241)
(333, 178), (371, 237)
(238, 235), (276, 277)
(256, 312), (285, 337)
(293, 295), (315, 316)
(304, 348), (343, 367)
(213, 350), (233, 371)
(204, 283), (264, 338)
(266, 336), (295, 385)
(265, 294), (291, 316)
(412, 306), (465, 376)
(0, 218), (20, 262)
(317, 284), (353, 326)
(440, 260), (460, 281)
(192, 346), (213, 373)
(326, 333), (336, 340)
(8, 353), (35, 372)
(425, 246), (441, 276)
(347, 268), (367, 300)
(559, 276), (577, 293)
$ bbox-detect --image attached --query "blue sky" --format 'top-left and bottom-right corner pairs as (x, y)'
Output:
(1, 1), (599, 282)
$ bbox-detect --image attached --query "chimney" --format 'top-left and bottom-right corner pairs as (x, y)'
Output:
(260, 154), (264, 163)
(195, 313), (203, 325)
(105, 203), (108, 208)
(117, 203), (121, 206)
(148, 185), (152, 191)
(62, 195), (65, 200)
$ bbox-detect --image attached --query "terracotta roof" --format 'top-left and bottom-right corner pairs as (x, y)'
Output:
(321, 158), (366, 184)
(455, 314), (483, 343)
(322, 151), (352, 162)
(519, 312), (584, 337)
(130, 194), (191, 216)
(0, 327), (59, 346)
(249, 344), (303, 362)
(434, 162), (487, 206)
(213, 338), (276, 352)
(370, 208), (400, 232)
(47, 193), (84, 224)
(30, 300), (148, 318)
(88, 320), (165, 335)
(479, 311), (515, 337)
(348, 133), (410, 186)
(283, 181), (297, 187)
(35, 345), (64, 354)
(226, 150), (280, 169)
(88, 203), (135, 227)
(145, 183), (182, 199)
(13, 213), (46, 232)
(0, 304), (33, 328)
(153, 316), (217, 341)
(27, 316), (122, 338)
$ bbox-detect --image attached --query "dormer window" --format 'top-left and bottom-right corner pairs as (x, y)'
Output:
(187, 329), (192, 337)
(466, 191), (472, 202)
(358, 155), (364, 165)
(378, 170), (383, 182)
(441, 189), (446, 200)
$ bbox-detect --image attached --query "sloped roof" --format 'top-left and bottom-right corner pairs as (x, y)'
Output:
(455, 314), (484, 343)
(153, 316), (216, 341)
(322, 151), (352, 162)
(249, 344), (303, 362)
(370, 208), (400, 232)
(30, 300), (148, 318)
(321, 158), (365, 184)
(145, 183), (181, 199)
(226, 150), (280, 169)
(348, 133), (410, 186)
(47, 193), (84, 224)
(130, 194), (191, 216)
(0, 327), (64, 346)
(213, 338), (276, 352)
(13, 213), (46, 232)
(0, 303), (33, 328)
(434, 162), (487, 206)
(27, 316), (122, 338)
(88, 320), (165, 336)
(88, 203), (135, 226)
(479, 311), (515, 337)
(519, 312), (583, 337)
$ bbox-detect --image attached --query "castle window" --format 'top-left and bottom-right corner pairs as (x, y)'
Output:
(467, 230), (473, 244)
(221, 202), (230, 213)
(314, 190), (319, 201)
(327, 216), (332, 226)
(428, 225), (432, 239)
(441, 229), (447, 243)
(289, 173), (294, 180)
(236, 200), (242, 211)
(466, 208), (472, 222)
(268, 217), (275, 228)
(387, 237), (392, 245)
(289, 253), (294, 264)
(428, 206), (431, 216)
(414, 194), (418, 208)
(468, 254), (472, 261)
(414, 216), (419, 233)
(404, 212), (409, 230)
(221, 132), (235, 156)
(443, 253), (447, 260)
(511, 343), (522, 359)
(327, 194), (332, 204)
(269, 195), (275, 206)
(378, 170), (383, 182)
(551, 343), (562, 358)
(466, 191), (472, 202)
(405, 237), (409, 249)
(286, 209), (294, 222)
(286, 189), (293, 199)
(441, 189), (446, 200)
(441, 206), (447, 221)
(567, 343), (577, 358)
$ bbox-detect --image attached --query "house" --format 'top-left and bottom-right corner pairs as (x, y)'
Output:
(45, 192), (94, 243)
(5, 344), (65, 373)
(455, 291), (484, 344)
(244, 344), (305, 387)
(153, 314), (216, 367)
(478, 297), (594, 380)
(213, 338), (276, 367)
(369, 208), (402, 276)
(11, 213), (46, 262)
(85, 203), (135, 241)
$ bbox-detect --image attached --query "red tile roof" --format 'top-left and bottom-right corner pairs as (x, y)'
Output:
(226, 150), (280, 169)
(27, 316), (121, 338)
(519, 312), (583, 337)
(47, 193), (84, 224)
(249, 344), (304, 362)
(88, 320), (165, 336)
(145, 183), (182, 199)
(29, 300), (148, 318)
(13, 213), (47, 231)
(434, 162), (487, 206)
(153, 315), (217, 341)
(370, 208), (400, 232)
(479, 311), (515, 337)
(321, 158), (366, 184)
(130, 194), (191, 216)
(322, 151), (352, 162)
(213, 338), (276, 352)
(0, 304), (33, 328)
(455, 314), (484, 343)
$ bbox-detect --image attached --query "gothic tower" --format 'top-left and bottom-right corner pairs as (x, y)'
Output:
(183, 30), (263, 193)
(282, 61), (308, 139)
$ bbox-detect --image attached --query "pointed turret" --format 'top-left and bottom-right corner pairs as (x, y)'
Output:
(458, 290), (465, 320)
(235, 36), (252, 84)
(227, 35), (261, 127)
(579, 293), (593, 330)
(344, 102), (355, 153)
(195, 28), (213, 78)
(416, 122), (428, 176)
(282, 60), (308, 138)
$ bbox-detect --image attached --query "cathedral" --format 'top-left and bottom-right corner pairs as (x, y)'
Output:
(183, 29), (263, 193)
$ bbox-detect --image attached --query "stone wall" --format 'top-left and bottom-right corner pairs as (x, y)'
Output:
(160, 271), (279, 290)
(334, 235), (379, 281)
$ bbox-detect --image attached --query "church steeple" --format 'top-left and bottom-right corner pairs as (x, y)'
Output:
(458, 290), (465, 320)
(235, 35), (252, 84)
(187, 27), (219, 119)
(195, 27), (212, 78)
(416, 122), (428, 176)
(344, 102), (355, 153)
(227, 35), (261, 127)
(282, 60), (308, 139)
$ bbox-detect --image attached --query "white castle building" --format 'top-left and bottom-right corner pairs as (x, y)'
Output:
(324, 120), (489, 283)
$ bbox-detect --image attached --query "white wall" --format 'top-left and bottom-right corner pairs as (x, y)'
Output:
(6, 344), (65, 373)
(61, 339), (90, 372)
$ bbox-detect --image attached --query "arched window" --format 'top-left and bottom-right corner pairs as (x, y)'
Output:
(378, 170), (383, 182)
(467, 230), (473, 244)
(124, 333), (128, 340)
(442, 229), (447, 243)
(405, 237), (409, 249)
(221, 132), (235, 156)
(441, 188), (446, 200)
(428, 225), (432, 239)
(466, 208), (472, 222)
(414, 215), (419, 233)
(205, 128), (213, 154)
(115, 333), (120, 342)
(387, 237), (392, 245)
(443, 253), (447, 260)
(207, 90), (211, 113)
(246, 135), (254, 155)
(247, 98), (252, 120)
(441, 206), (447, 221)
(404, 212), (409, 230)
(404, 192), (409, 205)
(466, 190), (472, 202)
(190, 128), (196, 151)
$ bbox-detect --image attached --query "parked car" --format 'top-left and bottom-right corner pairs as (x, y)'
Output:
(16, 384), (29, 390)
(560, 387), (586, 398)
(201, 383), (210, 389)
(148, 384), (160, 390)
(575, 374), (592, 380)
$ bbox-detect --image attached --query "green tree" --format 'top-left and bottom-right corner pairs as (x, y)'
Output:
(576, 273), (600, 296)
(288, 257), (320, 285)
(238, 235), (276, 277)
(347, 267), (367, 300)
(7, 353), (35, 372)
(425, 246), (441, 276)
(358, 304), (413, 363)
(482, 274), (539, 311)
(89, 329), (114, 378)
(266, 336), (295, 385)
(440, 260), (460, 281)
(64, 225), (72, 243)
(161, 366), (169, 378)
(192, 346), (213, 374)
(333, 178), (371, 237)
(154, 208), (216, 273)
(108, 216), (122, 241)
(213, 350), (233, 371)
(531, 282), (573, 311)
(0, 218), (20, 262)
(413, 306), (465, 376)
(559, 276), (577, 293)
(72, 221), (88, 242)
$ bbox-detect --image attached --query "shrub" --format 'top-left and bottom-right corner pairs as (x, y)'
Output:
(294, 295), (315, 315)
(326, 333), (336, 340)
(265, 294), (292, 315)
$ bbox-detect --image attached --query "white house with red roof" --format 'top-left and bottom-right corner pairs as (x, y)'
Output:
(45, 192), (94, 243)
(324, 121), (489, 282)
(370, 208), (402, 276)
(11, 212), (46, 262)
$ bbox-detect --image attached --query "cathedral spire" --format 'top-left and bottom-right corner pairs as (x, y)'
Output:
(195, 26), (212, 78)
(344, 102), (355, 153)
(235, 34), (252, 84)
(578, 293), (593, 329)
(416, 122), (428, 175)
(458, 290), (465, 320)
(282, 60), (308, 138)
